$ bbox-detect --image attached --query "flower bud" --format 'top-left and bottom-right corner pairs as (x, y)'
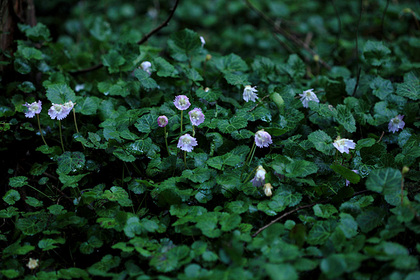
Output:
(263, 183), (273, 197)
(270, 92), (284, 109)
(402, 166), (409, 175)
(205, 54), (212, 61)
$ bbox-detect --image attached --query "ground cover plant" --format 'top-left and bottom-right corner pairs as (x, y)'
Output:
(1, 0), (420, 279)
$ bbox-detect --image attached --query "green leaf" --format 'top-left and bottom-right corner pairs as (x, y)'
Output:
(370, 76), (394, 100)
(362, 40), (391, 67)
(185, 68), (203, 82)
(357, 207), (386, 233)
(103, 186), (132, 207)
(196, 212), (220, 238)
(366, 168), (401, 194)
(38, 238), (65, 251)
(3, 189), (21, 205)
(218, 117), (248, 133)
(25, 196), (43, 207)
(168, 28), (201, 61)
(286, 159), (318, 178)
(313, 204), (338, 218)
(58, 268), (89, 279)
(46, 83), (76, 103)
(356, 138), (376, 150)
(214, 53), (248, 72)
(196, 87), (222, 102)
(58, 173), (87, 189)
(130, 138), (160, 159)
(182, 168), (213, 183)
(0, 269), (20, 278)
(266, 263), (298, 280)
(219, 213), (241, 231)
(308, 130), (334, 155)
(335, 104), (356, 133)
(88, 17), (111, 41)
(9, 176), (28, 187)
(113, 148), (136, 162)
(223, 72), (249, 86)
(124, 216), (142, 238)
(77, 96), (100, 115)
(57, 151), (86, 174)
(154, 57), (178, 77)
(17, 45), (43, 60)
(283, 54), (305, 80)
(207, 153), (242, 170)
(330, 164), (360, 184)
(338, 213), (358, 238)
(135, 113), (158, 134)
(307, 220), (336, 245)
(102, 50), (125, 73)
(134, 68), (158, 89)
(396, 71), (420, 100)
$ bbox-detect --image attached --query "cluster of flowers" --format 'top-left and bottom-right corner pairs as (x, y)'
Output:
(251, 165), (273, 197)
(157, 95), (205, 152)
(23, 100), (75, 120)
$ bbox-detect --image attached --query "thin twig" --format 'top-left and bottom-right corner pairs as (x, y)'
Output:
(252, 190), (374, 237)
(244, 0), (331, 70)
(252, 200), (328, 237)
(70, 0), (180, 76)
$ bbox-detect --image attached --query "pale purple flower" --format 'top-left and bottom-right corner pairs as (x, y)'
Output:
(346, 170), (359, 187)
(141, 61), (152, 75)
(299, 89), (319, 108)
(255, 129), (273, 148)
(243, 85), (258, 102)
(189, 108), (205, 126)
(157, 116), (168, 127)
(23, 100), (42, 118)
(174, 95), (191, 111)
(200, 36), (206, 47)
(63, 100), (75, 114)
(251, 165), (266, 187)
(388, 115), (405, 133)
(177, 134), (198, 152)
(263, 183), (273, 197)
(48, 103), (71, 120)
(333, 137), (356, 154)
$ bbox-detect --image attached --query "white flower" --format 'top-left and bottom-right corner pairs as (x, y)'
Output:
(333, 137), (356, 154)
(299, 89), (319, 108)
(141, 61), (152, 75)
(251, 165), (266, 187)
(388, 115), (405, 133)
(243, 85), (258, 102)
(263, 183), (273, 197)
(27, 258), (39, 270)
(200, 36), (206, 47)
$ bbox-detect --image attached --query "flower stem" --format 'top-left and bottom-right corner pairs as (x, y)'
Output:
(164, 126), (170, 155)
(180, 110), (183, 134)
(36, 114), (48, 147)
(58, 120), (65, 152)
(72, 108), (79, 134)
(243, 165), (259, 184)
(192, 126), (195, 137)
(183, 151), (187, 168)
(246, 142), (256, 166)
(28, 184), (54, 201)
